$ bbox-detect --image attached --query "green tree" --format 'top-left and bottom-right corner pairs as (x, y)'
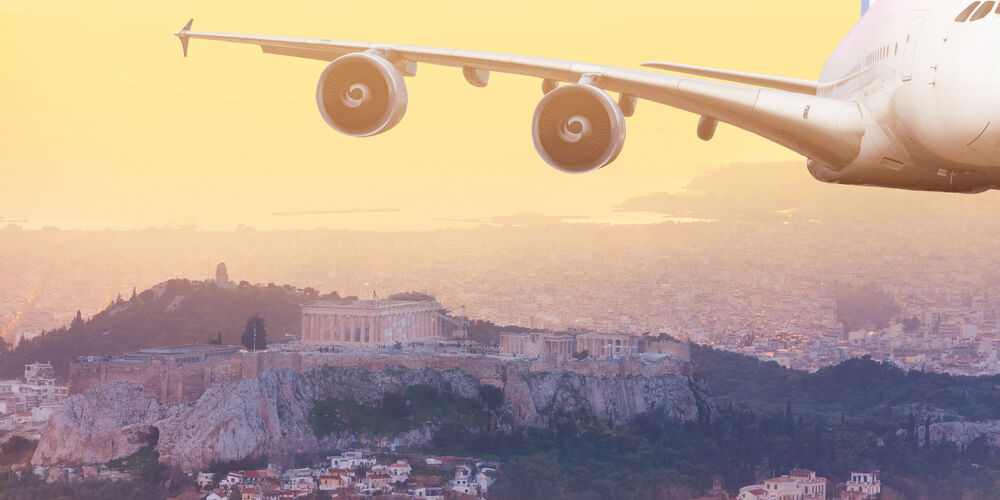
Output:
(924, 417), (931, 448)
(784, 402), (795, 435)
(382, 392), (409, 418)
(479, 384), (504, 431)
(70, 310), (84, 331)
(241, 314), (267, 351)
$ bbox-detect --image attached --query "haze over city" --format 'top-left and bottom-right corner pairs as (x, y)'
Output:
(5, 1), (1000, 498)
(4, 162), (1000, 374)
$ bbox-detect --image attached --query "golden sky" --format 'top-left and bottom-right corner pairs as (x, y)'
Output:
(0, 0), (858, 230)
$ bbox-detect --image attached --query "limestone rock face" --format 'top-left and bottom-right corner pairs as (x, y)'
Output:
(502, 367), (698, 426)
(32, 382), (163, 466)
(33, 365), (703, 470)
(896, 420), (1000, 448)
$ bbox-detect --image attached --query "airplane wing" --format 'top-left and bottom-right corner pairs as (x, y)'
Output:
(639, 61), (819, 95)
(175, 20), (864, 173)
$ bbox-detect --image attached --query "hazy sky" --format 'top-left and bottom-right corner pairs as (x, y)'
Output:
(0, 1), (859, 230)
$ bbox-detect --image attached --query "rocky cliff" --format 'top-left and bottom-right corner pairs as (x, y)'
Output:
(895, 420), (1000, 449)
(33, 363), (703, 470)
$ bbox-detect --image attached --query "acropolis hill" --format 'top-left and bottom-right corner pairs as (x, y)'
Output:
(69, 296), (691, 404)
(39, 294), (701, 469)
(69, 342), (691, 405)
(48, 336), (697, 469)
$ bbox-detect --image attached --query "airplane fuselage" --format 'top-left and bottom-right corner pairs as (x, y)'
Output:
(812, 0), (1000, 192)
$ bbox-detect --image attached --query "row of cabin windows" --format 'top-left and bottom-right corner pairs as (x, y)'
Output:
(956, 1), (998, 22)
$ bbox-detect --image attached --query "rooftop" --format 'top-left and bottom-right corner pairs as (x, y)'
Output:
(303, 299), (440, 310)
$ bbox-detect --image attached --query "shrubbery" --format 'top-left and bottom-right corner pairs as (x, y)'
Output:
(0, 279), (319, 377)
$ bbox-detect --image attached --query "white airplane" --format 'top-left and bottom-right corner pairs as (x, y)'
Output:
(175, 0), (1000, 193)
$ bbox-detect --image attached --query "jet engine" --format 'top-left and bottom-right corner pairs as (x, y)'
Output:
(531, 83), (626, 173)
(316, 52), (408, 137)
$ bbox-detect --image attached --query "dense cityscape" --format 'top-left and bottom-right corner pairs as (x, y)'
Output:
(3, 163), (999, 375)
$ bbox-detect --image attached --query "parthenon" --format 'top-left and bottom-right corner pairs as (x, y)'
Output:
(300, 299), (442, 346)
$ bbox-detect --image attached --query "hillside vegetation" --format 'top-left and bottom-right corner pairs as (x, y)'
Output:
(0, 279), (323, 378)
(691, 345), (1000, 421)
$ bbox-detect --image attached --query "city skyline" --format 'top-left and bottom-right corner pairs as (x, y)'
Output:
(4, 162), (1000, 377)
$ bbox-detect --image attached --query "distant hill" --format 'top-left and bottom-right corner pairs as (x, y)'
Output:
(0, 279), (332, 378)
(617, 161), (1000, 225)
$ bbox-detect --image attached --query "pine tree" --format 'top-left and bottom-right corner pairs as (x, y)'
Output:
(908, 413), (917, 448)
(785, 402), (795, 435)
(70, 310), (84, 331)
(130, 287), (137, 301)
(241, 314), (267, 351)
(924, 416), (931, 448)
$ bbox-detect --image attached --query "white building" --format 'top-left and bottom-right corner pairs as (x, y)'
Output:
(842, 471), (881, 499)
(196, 471), (215, 489)
(0, 363), (67, 435)
(738, 485), (768, 500)
(449, 465), (476, 496)
(740, 468), (827, 500)
(388, 461), (412, 483)
(476, 467), (497, 494)
(329, 450), (376, 470)
(302, 299), (443, 346)
(0, 363), (67, 419)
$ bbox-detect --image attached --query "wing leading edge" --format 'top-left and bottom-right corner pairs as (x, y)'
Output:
(640, 61), (819, 95)
(174, 21), (865, 170)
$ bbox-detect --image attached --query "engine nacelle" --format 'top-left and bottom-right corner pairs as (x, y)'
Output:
(531, 83), (626, 173)
(316, 52), (408, 137)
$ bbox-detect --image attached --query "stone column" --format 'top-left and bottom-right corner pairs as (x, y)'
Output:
(327, 314), (334, 342)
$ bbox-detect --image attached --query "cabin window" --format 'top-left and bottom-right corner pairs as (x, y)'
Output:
(956, 1), (980, 21)
(972, 1), (995, 20)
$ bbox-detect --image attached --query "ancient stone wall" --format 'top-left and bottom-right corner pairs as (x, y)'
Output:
(70, 349), (689, 404)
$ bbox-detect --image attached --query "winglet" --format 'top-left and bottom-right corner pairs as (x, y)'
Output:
(175, 18), (194, 57)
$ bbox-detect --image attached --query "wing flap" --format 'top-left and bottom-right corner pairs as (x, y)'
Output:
(261, 45), (344, 61)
